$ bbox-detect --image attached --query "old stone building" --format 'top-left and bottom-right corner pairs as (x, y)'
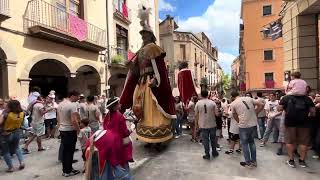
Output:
(159, 15), (220, 90)
(0, 0), (107, 99)
(282, 0), (320, 91)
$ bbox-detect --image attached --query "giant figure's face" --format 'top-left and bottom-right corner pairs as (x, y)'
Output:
(141, 31), (154, 44)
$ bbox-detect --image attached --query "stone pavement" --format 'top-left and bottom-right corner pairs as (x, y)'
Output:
(0, 130), (320, 180)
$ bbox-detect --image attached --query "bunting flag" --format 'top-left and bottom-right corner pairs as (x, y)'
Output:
(270, 20), (283, 41)
(261, 18), (283, 41)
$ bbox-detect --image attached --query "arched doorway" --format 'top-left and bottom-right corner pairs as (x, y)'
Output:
(0, 48), (8, 98)
(108, 73), (127, 97)
(29, 59), (70, 97)
(69, 65), (101, 96)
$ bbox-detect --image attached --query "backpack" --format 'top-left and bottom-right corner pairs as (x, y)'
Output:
(286, 96), (309, 122)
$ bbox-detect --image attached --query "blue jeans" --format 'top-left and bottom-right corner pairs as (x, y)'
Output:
(239, 126), (257, 163)
(0, 130), (24, 168)
(174, 115), (183, 135)
(200, 128), (217, 156)
(257, 117), (266, 139)
(262, 118), (280, 142)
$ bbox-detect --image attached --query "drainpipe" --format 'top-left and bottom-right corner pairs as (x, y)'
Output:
(106, 0), (110, 62)
(106, 0), (110, 97)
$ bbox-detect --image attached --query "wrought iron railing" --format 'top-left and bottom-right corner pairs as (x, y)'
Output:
(109, 46), (128, 64)
(24, 0), (106, 48)
(0, 0), (10, 16)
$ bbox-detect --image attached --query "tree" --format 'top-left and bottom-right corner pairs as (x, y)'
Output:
(222, 73), (231, 94)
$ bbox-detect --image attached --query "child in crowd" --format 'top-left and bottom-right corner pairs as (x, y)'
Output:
(286, 71), (307, 96)
(225, 98), (241, 154)
(78, 118), (91, 172)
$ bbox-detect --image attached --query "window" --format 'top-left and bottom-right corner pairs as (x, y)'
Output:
(56, 0), (83, 18)
(69, 0), (81, 16)
(265, 73), (274, 81)
(116, 25), (128, 58)
(264, 50), (273, 60)
(263, 5), (272, 16)
(180, 44), (186, 60)
(114, 0), (126, 11)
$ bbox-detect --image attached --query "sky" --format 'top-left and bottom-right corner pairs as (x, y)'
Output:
(158, 0), (242, 74)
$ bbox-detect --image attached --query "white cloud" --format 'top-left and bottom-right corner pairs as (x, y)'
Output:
(159, 0), (175, 12)
(218, 52), (236, 75)
(178, 0), (241, 74)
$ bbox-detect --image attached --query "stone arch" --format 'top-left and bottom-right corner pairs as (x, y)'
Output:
(73, 61), (103, 78)
(0, 38), (17, 63)
(20, 53), (72, 79)
(71, 64), (102, 96)
(176, 34), (180, 40)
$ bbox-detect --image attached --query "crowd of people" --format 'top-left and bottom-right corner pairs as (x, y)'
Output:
(172, 71), (320, 169)
(0, 88), (135, 179)
(0, 70), (320, 178)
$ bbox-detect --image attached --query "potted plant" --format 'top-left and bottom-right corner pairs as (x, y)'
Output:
(111, 54), (124, 64)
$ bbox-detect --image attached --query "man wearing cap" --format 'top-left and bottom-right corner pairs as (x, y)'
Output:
(44, 93), (58, 138)
(120, 6), (176, 144)
(78, 94), (87, 121)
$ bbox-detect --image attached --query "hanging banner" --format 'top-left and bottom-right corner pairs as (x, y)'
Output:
(69, 14), (88, 41)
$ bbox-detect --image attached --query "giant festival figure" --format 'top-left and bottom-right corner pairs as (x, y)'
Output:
(177, 61), (198, 105)
(120, 6), (176, 144)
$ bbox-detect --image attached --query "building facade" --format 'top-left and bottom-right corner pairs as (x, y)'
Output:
(0, 0), (107, 99)
(282, 0), (320, 91)
(159, 15), (220, 90)
(106, 0), (159, 97)
(242, 0), (284, 93)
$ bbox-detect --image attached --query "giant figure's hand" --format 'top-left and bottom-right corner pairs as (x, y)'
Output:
(148, 78), (158, 88)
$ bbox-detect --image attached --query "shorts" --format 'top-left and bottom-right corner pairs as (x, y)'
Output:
(229, 133), (240, 141)
(31, 123), (45, 137)
(285, 127), (311, 146)
(44, 118), (57, 129)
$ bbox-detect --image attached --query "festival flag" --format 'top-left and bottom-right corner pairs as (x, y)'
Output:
(269, 20), (283, 41)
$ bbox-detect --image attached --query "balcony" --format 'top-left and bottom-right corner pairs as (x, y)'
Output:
(0, 0), (10, 20)
(265, 80), (275, 88)
(113, 1), (131, 25)
(23, 0), (107, 52)
(109, 46), (129, 68)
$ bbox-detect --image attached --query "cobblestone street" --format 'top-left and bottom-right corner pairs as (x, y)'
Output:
(1, 131), (319, 180)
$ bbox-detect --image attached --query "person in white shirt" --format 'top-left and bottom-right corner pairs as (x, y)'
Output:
(225, 97), (241, 155)
(231, 91), (263, 168)
(44, 94), (58, 138)
(187, 95), (198, 142)
(195, 90), (220, 160)
(260, 92), (282, 147)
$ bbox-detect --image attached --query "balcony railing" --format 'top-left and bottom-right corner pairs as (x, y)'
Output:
(24, 0), (106, 52)
(113, 1), (131, 23)
(265, 80), (275, 88)
(109, 46), (128, 65)
(0, 0), (10, 19)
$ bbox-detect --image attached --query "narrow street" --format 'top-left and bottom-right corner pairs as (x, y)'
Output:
(1, 130), (319, 180)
